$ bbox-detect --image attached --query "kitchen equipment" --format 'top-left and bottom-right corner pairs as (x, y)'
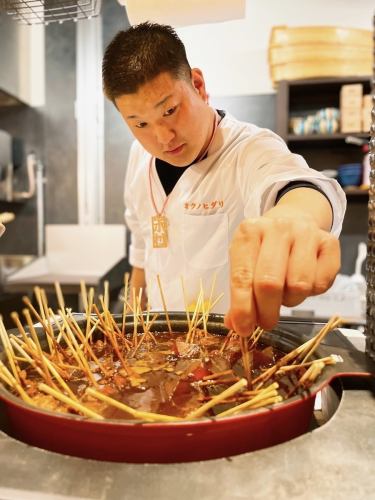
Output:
(0, 313), (373, 463)
(268, 26), (372, 87)
(0, 0), (102, 24)
(0, 212), (15, 224)
(0, 129), (13, 201)
(118, 0), (246, 28)
(337, 162), (362, 187)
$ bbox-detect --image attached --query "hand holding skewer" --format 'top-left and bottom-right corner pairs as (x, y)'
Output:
(224, 188), (340, 336)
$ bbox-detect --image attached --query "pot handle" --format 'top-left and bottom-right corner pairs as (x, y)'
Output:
(318, 343), (375, 382)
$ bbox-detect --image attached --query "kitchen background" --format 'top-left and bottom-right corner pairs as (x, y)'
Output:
(0, 0), (373, 322)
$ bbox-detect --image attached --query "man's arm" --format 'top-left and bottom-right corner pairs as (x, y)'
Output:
(224, 188), (340, 336)
(129, 266), (147, 310)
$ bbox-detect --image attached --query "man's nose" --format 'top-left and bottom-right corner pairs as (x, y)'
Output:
(154, 124), (175, 146)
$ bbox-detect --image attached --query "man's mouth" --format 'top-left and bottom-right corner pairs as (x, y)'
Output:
(165, 144), (185, 155)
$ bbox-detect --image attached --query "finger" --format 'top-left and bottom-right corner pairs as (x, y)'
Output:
(0, 224), (5, 237)
(282, 228), (318, 307)
(312, 232), (341, 295)
(227, 220), (262, 336)
(253, 219), (291, 330)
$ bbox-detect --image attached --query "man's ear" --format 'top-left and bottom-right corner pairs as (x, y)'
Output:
(191, 68), (209, 103)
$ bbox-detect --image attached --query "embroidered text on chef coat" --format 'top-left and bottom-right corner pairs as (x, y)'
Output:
(184, 200), (224, 210)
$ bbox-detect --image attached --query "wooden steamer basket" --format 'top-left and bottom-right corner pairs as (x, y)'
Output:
(0, 312), (374, 463)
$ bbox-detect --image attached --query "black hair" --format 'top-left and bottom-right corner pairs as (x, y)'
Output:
(102, 22), (192, 103)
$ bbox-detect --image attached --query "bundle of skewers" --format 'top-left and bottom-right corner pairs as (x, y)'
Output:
(0, 274), (343, 422)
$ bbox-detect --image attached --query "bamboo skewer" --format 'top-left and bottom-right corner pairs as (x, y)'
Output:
(103, 280), (110, 311)
(58, 310), (100, 387)
(217, 382), (281, 417)
(38, 383), (103, 420)
(132, 288), (138, 347)
(80, 280), (88, 313)
(0, 359), (34, 404)
(93, 303), (131, 376)
(240, 336), (252, 386)
(0, 365), (13, 387)
(299, 317), (341, 363)
(21, 295), (57, 356)
(131, 312), (159, 356)
(10, 336), (54, 386)
(193, 293), (224, 331)
(39, 288), (55, 354)
(276, 355), (340, 374)
(85, 287), (95, 344)
(121, 272), (130, 336)
(86, 387), (182, 422)
(156, 274), (172, 334)
(11, 312), (34, 352)
(207, 273), (217, 319)
(197, 377), (240, 387)
(252, 317), (340, 390)
(0, 316), (22, 384)
(9, 336), (78, 400)
(219, 329), (237, 354)
(187, 378), (248, 419)
(286, 361), (327, 398)
(199, 273), (218, 337)
(65, 309), (109, 376)
(202, 369), (234, 381)
(248, 327), (264, 349)
(22, 309), (54, 387)
(109, 314), (132, 351)
(186, 288), (203, 344)
(34, 287), (54, 353)
(22, 296), (44, 327)
(54, 282), (65, 312)
(34, 286), (47, 322)
(199, 280), (208, 336)
(180, 276), (191, 331)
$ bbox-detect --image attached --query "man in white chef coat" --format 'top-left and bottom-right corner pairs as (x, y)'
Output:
(102, 22), (346, 337)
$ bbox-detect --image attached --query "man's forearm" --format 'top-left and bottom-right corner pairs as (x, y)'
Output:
(266, 187), (333, 231)
(130, 266), (147, 307)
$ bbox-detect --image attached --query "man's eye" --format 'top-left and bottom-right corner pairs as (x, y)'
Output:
(163, 106), (176, 117)
(135, 122), (147, 129)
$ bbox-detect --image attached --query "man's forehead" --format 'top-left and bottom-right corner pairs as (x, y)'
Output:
(115, 75), (184, 118)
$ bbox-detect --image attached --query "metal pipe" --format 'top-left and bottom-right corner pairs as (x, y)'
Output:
(36, 158), (45, 257)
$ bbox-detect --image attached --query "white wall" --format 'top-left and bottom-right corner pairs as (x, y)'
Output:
(176, 0), (374, 97)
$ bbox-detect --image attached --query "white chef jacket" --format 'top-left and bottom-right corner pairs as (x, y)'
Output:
(124, 113), (346, 313)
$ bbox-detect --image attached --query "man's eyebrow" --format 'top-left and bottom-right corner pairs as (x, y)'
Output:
(126, 94), (173, 120)
(155, 94), (172, 108)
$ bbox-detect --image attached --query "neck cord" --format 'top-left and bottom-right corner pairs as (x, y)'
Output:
(149, 109), (220, 216)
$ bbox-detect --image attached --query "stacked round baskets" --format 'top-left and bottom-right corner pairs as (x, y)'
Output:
(268, 25), (372, 88)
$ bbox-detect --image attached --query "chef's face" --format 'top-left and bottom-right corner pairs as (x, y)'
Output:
(115, 69), (213, 167)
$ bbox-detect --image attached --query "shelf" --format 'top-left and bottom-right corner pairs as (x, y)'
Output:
(343, 187), (369, 197)
(287, 132), (369, 143)
(282, 75), (371, 88)
(0, 199), (29, 206)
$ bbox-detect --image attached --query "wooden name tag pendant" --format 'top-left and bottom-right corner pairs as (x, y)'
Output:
(152, 215), (169, 248)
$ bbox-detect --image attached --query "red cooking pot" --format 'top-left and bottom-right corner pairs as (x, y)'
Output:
(0, 312), (373, 463)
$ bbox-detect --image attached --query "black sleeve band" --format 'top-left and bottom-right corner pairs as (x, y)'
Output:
(274, 180), (334, 228)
